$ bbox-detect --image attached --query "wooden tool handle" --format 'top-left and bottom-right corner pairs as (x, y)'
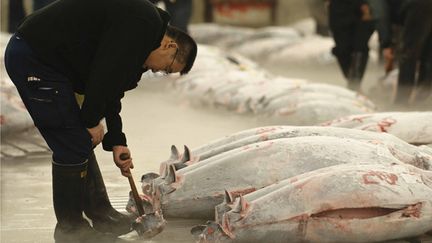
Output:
(120, 153), (145, 216)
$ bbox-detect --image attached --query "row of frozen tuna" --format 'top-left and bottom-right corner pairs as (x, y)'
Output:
(164, 44), (376, 125)
(322, 111), (432, 145)
(126, 124), (432, 242)
(188, 20), (379, 67)
(189, 22), (431, 105)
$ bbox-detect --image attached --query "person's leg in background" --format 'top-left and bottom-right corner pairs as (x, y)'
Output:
(329, 16), (355, 86)
(330, 30), (353, 81)
(396, 0), (432, 104)
(163, 0), (192, 33)
(4, 34), (117, 243)
(414, 34), (432, 102)
(412, 1), (432, 102)
(347, 18), (374, 92)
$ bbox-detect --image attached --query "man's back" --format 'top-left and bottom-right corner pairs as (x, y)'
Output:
(17, 0), (168, 85)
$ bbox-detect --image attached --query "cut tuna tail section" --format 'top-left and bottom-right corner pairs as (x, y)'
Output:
(159, 145), (180, 176)
(172, 145), (191, 171)
(141, 172), (160, 183)
(141, 172), (160, 196)
(180, 145), (191, 163)
(215, 190), (236, 223)
(224, 190), (234, 204)
(170, 145), (180, 160)
(166, 164), (177, 184)
(232, 196), (250, 220)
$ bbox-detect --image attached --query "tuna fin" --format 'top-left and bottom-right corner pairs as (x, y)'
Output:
(180, 145), (191, 163)
(170, 145), (180, 160)
(233, 196), (249, 218)
(165, 164), (177, 184)
(224, 190), (234, 204)
(160, 164), (169, 179)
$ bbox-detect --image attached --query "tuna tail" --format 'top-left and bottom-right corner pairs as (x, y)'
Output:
(158, 164), (179, 195)
(215, 190), (236, 224)
(159, 145), (180, 176)
(141, 172), (160, 183)
(224, 190), (234, 204)
(232, 196), (250, 220)
(170, 145), (180, 160)
(180, 145), (191, 163)
(172, 145), (191, 171)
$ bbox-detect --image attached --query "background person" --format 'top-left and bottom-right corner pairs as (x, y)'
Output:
(328, 0), (375, 92)
(379, 0), (432, 104)
(151, 0), (193, 32)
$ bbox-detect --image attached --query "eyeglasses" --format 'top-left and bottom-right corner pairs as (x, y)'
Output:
(164, 47), (179, 75)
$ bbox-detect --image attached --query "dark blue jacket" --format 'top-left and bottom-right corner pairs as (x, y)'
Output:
(17, 0), (170, 150)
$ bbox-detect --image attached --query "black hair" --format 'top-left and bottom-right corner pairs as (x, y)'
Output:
(165, 25), (197, 75)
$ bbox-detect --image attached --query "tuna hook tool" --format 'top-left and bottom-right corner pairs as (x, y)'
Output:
(120, 153), (145, 216)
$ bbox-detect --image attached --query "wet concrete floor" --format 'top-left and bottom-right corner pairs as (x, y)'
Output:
(1, 59), (431, 242)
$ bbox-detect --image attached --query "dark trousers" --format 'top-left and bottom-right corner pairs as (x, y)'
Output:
(163, 0), (192, 33)
(398, 0), (432, 89)
(329, 0), (374, 79)
(4, 34), (92, 165)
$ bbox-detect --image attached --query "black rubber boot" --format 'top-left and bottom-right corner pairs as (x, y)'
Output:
(52, 162), (117, 243)
(347, 52), (368, 91)
(84, 151), (133, 236)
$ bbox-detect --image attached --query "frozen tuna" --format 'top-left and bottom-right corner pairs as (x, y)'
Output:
(157, 126), (432, 178)
(194, 163), (432, 242)
(321, 112), (432, 145)
(151, 136), (431, 219)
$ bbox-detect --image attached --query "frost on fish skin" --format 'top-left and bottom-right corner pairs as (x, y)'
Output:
(197, 163), (432, 243)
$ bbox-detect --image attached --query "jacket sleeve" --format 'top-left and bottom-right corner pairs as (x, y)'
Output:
(80, 17), (157, 129)
(102, 93), (126, 151)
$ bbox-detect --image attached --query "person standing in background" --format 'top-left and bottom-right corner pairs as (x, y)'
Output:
(378, 0), (432, 104)
(150, 0), (193, 33)
(327, 0), (375, 92)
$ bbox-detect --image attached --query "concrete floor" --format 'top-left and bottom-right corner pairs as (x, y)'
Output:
(1, 57), (431, 242)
